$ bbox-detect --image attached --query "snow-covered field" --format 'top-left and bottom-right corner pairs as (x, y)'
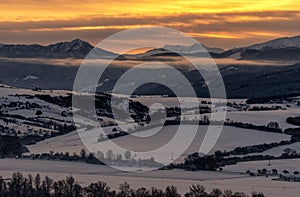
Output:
(0, 84), (39, 96)
(0, 159), (299, 197)
(132, 96), (245, 108)
(179, 108), (300, 130)
(27, 125), (290, 163)
(27, 129), (88, 154)
(1, 85), (300, 196)
(0, 84), (71, 97)
(250, 142), (300, 157)
(0, 85), (75, 136)
(225, 108), (300, 129)
(223, 158), (300, 173)
(134, 96), (300, 130)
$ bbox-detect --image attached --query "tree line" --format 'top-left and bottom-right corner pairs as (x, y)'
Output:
(0, 172), (265, 197)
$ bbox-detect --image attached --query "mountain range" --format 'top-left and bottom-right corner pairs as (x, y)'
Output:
(138, 35), (300, 61)
(1, 36), (300, 98)
(1, 35), (300, 61)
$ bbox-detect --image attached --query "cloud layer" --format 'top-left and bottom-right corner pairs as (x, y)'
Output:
(0, 1), (299, 48)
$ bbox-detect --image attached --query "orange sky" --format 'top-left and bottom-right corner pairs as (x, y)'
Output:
(0, 0), (300, 48)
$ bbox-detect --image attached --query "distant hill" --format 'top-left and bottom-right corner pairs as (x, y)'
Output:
(220, 35), (300, 61)
(125, 35), (300, 61)
(1, 56), (300, 98)
(126, 43), (225, 59)
(1, 37), (300, 98)
(1, 35), (300, 61)
(0, 39), (118, 59)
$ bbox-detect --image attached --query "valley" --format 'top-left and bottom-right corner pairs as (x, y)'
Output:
(1, 36), (300, 196)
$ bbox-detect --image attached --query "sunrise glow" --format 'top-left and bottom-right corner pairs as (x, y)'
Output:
(1, 0), (299, 48)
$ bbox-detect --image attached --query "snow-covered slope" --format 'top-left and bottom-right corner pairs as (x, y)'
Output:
(247, 35), (300, 50)
(164, 43), (225, 54)
(221, 35), (300, 61)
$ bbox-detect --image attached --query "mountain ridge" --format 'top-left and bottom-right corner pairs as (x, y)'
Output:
(219, 35), (300, 61)
(128, 35), (300, 61)
(1, 35), (300, 61)
(0, 39), (117, 59)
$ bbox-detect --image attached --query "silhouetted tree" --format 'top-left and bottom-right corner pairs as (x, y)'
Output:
(135, 187), (150, 197)
(210, 188), (222, 197)
(36, 110), (43, 116)
(34, 173), (41, 197)
(62, 176), (82, 197)
(0, 172), (274, 197)
(85, 181), (110, 197)
(283, 170), (289, 175)
(0, 176), (8, 197)
(118, 182), (132, 197)
(53, 181), (64, 197)
(251, 191), (265, 197)
(223, 189), (233, 197)
(150, 187), (165, 197)
(80, 149), (86, 160)
(293, 171), (299, 179)
(271, 169), (278, 175)
(185, 184), (206, 197)
(8, 172), (24, 197)
(41, 176), (53, 197)
(165, 185), (180, 197)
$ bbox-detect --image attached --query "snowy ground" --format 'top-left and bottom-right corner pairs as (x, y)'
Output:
(0, 159), (299, 197)
(134, 96), (300, 130)
(223, 159), (300, 173)
(259, 142), (300, 156)
(27, 125), (290, 163)
(132, 96), (245, 108)
(0, 84), (40, 97)
(1, 86), (300, 196)
(0, 85), (102, 137)
(0, 84), (72, 97)
(225, 109), (300, 130)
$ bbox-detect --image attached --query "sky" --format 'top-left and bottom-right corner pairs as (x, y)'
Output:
(1, 0), (300, 49)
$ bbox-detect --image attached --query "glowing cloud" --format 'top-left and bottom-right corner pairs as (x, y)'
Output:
(0, 0), (299, 48)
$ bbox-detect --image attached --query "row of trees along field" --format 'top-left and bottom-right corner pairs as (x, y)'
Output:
(0, 172), (266, 197)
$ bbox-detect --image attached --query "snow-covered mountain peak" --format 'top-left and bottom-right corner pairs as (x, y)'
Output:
(47, 39), (94, 52)
(248, 35), (300, 50)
